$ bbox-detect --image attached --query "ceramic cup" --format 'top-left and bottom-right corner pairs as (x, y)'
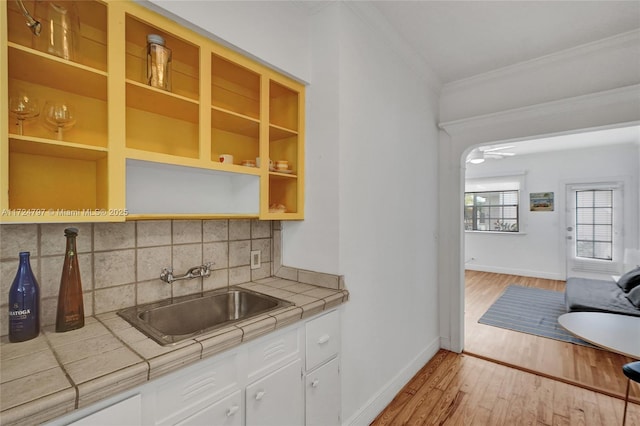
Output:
(219, 154), (234, 164)
(276, 160), (289, 171)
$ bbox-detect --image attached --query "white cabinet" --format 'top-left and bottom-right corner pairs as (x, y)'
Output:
(67, 394), (142, 426)
(246, 359), (303, 426)
(152, 352), (240, 426)
(304, 310), (341, 426)
(305, 357), (340, 426)
(46, 309), (341, 426)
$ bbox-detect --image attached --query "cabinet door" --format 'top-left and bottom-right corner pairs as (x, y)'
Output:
(68, 394), (141, 425)
(306, 357), (340, 426)
(175, 390), (242, 426)
(245, 359), (303, 426)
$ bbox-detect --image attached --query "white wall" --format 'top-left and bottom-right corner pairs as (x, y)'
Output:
(146, 0), (312, 82)
(465, 143), (640, 280)
(143, 2), (442, 424)
(333, 4), (440, 423)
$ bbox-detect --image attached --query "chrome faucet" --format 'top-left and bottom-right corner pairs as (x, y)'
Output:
(160, 263), (212, 284)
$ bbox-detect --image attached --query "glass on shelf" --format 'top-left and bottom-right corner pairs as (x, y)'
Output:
(42, 101), (77, 141)
(9, 93), (40, 135)
(33, 0), (81, 61)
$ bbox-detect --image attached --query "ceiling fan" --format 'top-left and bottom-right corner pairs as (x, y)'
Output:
(467, 146), (516, 164)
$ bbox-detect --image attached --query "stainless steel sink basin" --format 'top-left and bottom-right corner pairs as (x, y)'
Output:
(117, 287), (292, 345)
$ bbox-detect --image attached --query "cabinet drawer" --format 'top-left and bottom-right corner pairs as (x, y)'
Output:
(305, 310), (340, 371)
(247, 327), (300, 380)
(175, 390), (242, 426)
(154, 353), (239, 426)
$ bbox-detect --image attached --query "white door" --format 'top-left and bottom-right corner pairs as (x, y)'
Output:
(68, 394), (142, 426)
(565, 182), (624, 278)
(246, 359), (303, 426)
(305, 357), (340, 426)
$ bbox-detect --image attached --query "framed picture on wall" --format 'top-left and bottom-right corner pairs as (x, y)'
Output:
(530, 192), (554, 211)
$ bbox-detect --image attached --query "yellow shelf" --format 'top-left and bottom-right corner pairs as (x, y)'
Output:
(10, 137), (108, 160)
(2, 0), (304, 222)
(126, 80), (199, 123)
(212, 53), (261, 119)
(270, 80), (299, 131)
(6, 0), (108, 72)
(8, 144), (108, 212)
(9, 44), (108, 101)
(212, 108), (260, 138)
(125, 13), (200, 101)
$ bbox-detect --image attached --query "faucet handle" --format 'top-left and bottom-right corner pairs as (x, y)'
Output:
(160, 267), (173, 283)
(202, 263), (212, 277)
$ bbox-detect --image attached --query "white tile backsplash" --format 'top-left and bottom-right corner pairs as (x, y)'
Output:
(0, 219), (277, 334)
(0, 224), (38, 259)
(0, 219), (346, 336)
(172, 220), (202, 244)
(229, 219), (250, 241)
(94, 223), (135, 251)
(203, 220), (228, 242)
(136, 221), (171, 247)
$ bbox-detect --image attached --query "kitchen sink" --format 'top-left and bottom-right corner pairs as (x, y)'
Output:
(117, 287), (292, 345)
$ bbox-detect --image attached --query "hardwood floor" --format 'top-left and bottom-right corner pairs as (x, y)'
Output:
(372, 271), (640, 425)
(464, 271), (638, 402)
(371, 350), (640, 425)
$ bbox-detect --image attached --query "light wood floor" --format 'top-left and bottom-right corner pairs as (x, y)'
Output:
(372, 350), (640, 425)
(464, 271), (638, 402)
(372, 271), (640, 425)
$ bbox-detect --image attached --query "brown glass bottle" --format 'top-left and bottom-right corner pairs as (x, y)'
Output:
(56, 227), (84, 332)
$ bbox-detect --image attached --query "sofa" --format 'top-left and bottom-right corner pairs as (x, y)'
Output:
(565, 267), (640, 317)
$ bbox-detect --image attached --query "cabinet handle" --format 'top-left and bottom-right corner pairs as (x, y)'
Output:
(311, 379), (319, 388)
(255, 390), (265, 400)
(317, 334), (330, 344)
(226, 405), (239, 417)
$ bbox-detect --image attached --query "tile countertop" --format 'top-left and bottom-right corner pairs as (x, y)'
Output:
(0, 277), (349, 426)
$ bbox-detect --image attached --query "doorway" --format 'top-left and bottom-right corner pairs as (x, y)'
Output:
(564, 181), (625, 279)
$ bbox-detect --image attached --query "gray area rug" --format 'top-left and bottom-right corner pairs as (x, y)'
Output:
(478, 285), (595, 348)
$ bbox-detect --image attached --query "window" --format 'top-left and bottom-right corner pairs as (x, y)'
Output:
(575, 189), (613, 260)
(465, 190), (519, 232)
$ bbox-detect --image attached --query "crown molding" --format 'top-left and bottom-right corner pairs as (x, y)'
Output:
(442, 29), (640, 94)
(439, 84), (640, 136)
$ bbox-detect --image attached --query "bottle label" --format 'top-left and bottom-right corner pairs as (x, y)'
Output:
(65, 313), (81, 322)
(9, 308), (31, 318)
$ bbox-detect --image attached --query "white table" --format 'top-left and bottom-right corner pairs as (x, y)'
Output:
(558, 312), (640, 359)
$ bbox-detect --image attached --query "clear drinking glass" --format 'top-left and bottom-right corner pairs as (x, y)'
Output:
(33, 1), (80, 61)
(9, 93), (40, 135)
(42, 101), (76, 140)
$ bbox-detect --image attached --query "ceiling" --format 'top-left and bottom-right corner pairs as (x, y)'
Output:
(371, 1), (640, 84)
(478, 125), (640, 158)
(366, 2), (640, 158)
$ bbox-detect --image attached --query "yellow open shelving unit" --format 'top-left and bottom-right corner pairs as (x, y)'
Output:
(1, 0), (304, 223)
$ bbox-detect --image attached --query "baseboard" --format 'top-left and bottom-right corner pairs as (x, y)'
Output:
(465, 265), (564, 281)
(439, 336), (451, 351)
(343, 337), (441, 426)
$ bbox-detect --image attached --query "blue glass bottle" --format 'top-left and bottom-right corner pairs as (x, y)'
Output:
(8, 252), (40, 342)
